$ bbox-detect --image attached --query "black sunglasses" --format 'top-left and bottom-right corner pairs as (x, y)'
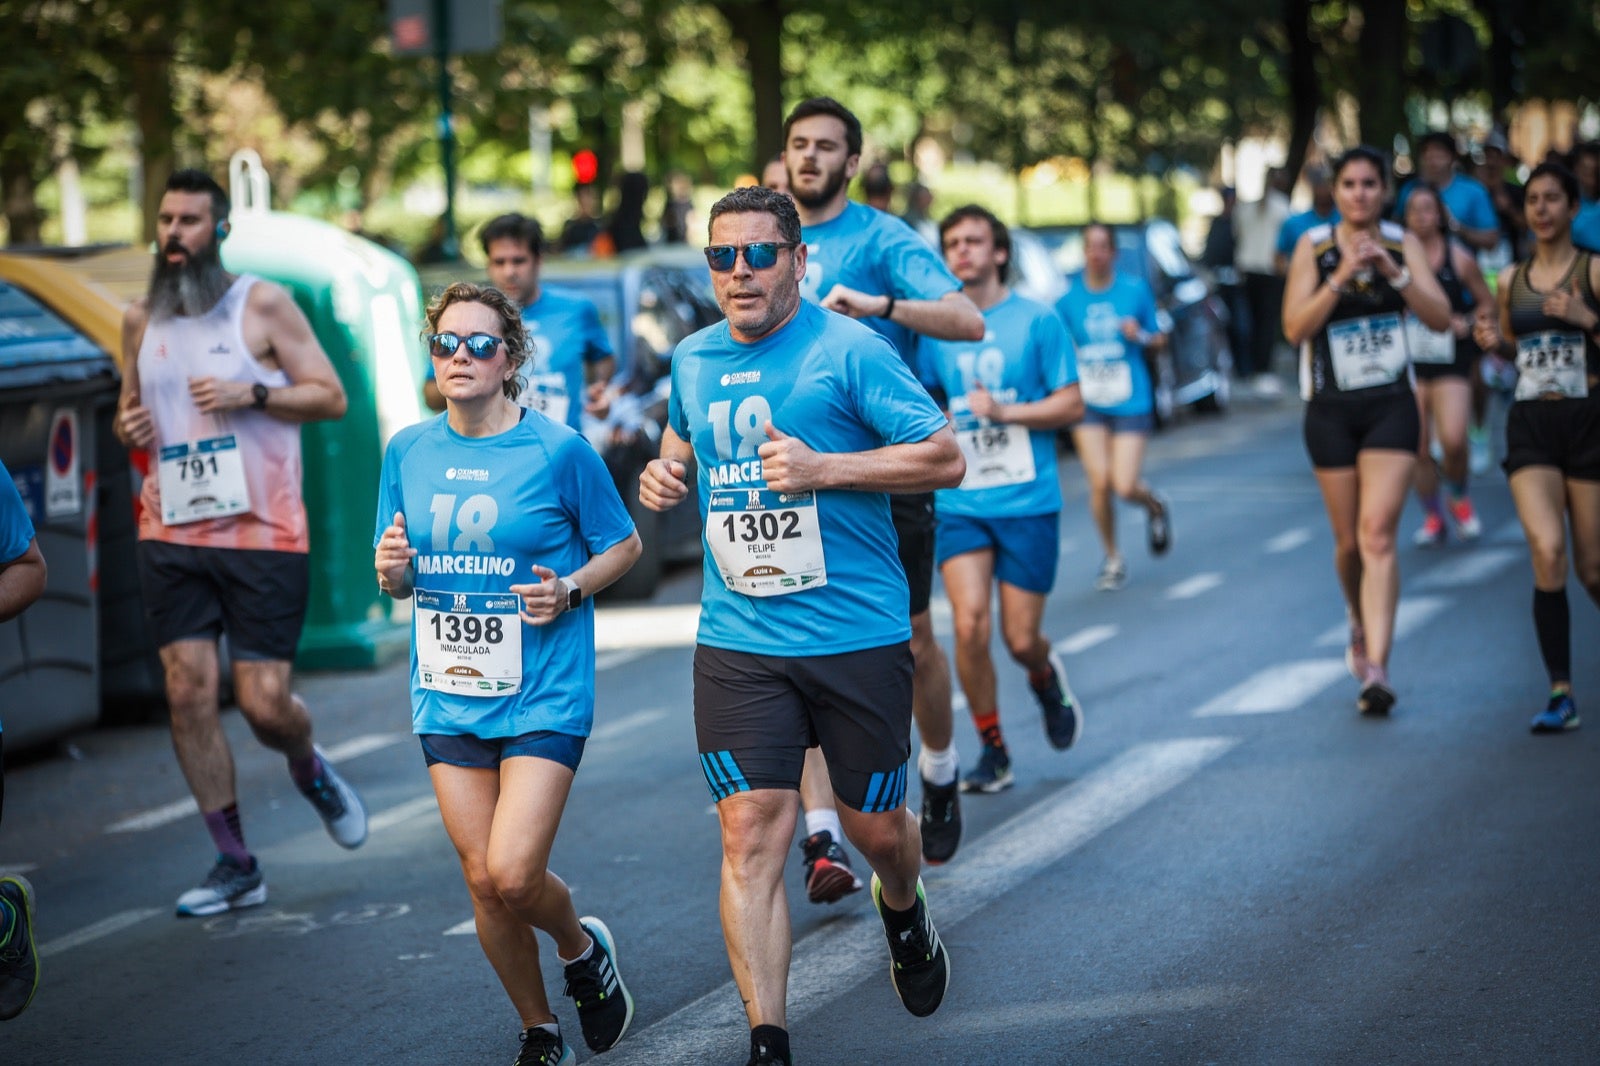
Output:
(703, 242), (799, 272)
(428, 332), (503, 360)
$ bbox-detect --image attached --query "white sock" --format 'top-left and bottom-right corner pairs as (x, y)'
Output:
(559, 935), (594, 966)
(531, 1022), (561, 1039)
(919, 744), (959, 787)
(804, 807), (844, 842)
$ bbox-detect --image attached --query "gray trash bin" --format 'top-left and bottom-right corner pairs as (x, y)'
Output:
(0, 279), (119, 749)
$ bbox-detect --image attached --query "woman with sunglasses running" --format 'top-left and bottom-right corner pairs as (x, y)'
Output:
(1402, 182), (1494, 547)
(1282, 146), (1451, 716)
(374, 282), (642, 1065)
(1473, 162), (1600, 733)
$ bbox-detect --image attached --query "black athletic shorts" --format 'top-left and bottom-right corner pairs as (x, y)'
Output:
(890, 492), (936, 617)
(1303, 392), (1421, 469)
(693, 642), (914, 813)
(1503, 397), (1600, 480)
(136, 541), (310, 661)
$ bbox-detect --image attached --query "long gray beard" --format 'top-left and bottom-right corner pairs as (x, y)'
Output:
(146, 242), (233, 320)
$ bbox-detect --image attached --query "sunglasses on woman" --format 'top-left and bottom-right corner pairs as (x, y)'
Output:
(428, 332), (503, 360)
(703, 242), (799, 272)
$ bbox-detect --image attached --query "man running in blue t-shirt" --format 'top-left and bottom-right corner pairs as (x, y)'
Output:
(782, 96), (985, 891)
(1395, 132), (1500, 253)
(640, 186), (965, 1066)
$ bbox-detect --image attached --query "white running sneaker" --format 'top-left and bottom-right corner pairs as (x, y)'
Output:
(299, 748), (368, 849)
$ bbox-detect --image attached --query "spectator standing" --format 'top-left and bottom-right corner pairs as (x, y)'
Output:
(1234, 166), (1292, 383)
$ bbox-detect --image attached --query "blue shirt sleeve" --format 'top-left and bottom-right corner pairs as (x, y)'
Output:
(1136, 279), (1160, 334)
(581, 300), (613, 362)
(555, 435), (636, 556)
(667, 345), (689, 440)
(883, 218), (962, 301)
(0, 461), (35, 564)
(1455, 183), (1497, 232)
(849, 330), (949, 445)
(1036, 308), (1078, 389)
(373, 436), (407, 550)
(1275, 216), (1299, 257)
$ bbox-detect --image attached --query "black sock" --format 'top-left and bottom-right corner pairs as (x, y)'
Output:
(1533, 587), (1571, 686)
(751, 1025), (791, 1065)
(877, 889), (923, 933)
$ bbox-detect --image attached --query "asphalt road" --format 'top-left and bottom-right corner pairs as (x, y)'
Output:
(3, 394), (1596, 1064)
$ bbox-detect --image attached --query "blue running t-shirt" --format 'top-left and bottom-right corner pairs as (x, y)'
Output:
(668, 301), (948, 655)
(375, 409), (635, 739)
(426, 286), (612, 434)
(1395, 174), (1498, 234)
(0, 458), (37, 739)
(800, 202), (961, 365)
(1055, 272), (1160, 417)
(1278, 207), (1340, 258)
(919, 292), (1077, 518)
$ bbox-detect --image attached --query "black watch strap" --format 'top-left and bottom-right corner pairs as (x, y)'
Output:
(251, 383), (270, 410)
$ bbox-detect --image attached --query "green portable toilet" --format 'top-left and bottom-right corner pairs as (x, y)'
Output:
(219, 205), (427, 669)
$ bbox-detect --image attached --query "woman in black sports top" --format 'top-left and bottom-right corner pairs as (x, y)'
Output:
(1473, 161), (1600, 735)
(1282, 146), (1450, 718)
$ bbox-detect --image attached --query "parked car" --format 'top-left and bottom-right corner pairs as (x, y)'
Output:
(1033, 220), (1233, 425)
(541, 247), (723, 600)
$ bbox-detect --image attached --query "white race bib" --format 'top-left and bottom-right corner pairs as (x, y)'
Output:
(1405, 314), (1457, 365)
(414, 588), (522, 697)
(706, 487), (827, 597)
(521, 372), (571, 424)
(1515, 331), (1589, 400)
(956, 423), (1036, 490)
(157, 436), (251, 525)
(1077, 347), (1134, 408)
(1327, 313), (1406, 391)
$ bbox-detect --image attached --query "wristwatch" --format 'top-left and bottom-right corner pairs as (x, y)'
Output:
(1390, 267), (1413, 291)
(559, 577), (582, 611)
(251, 383), (270, 410)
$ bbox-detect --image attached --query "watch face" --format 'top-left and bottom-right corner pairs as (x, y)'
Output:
(567, 585), (582, 609)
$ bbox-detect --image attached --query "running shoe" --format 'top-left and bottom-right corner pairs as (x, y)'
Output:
(0, 875), (39, 1021)
(1530, 691), (1580, 734)
(1357, 666), (1396, 717)
(1147, 493), (1172, 556)
(1447, 496), (1482, 540)
(871, 874), (950, 1018)
(514, 1026), (575, 1066)
(299, 748), (369, 850)
(1031, 650), (1083, 751)
(799, 830), (863, 904)
(1095, 555), (1128, 592)
(175, 854), (267, 917)
(1412, 512), (1446, 548)
(1344, 618), (1369, 682)
(563, 916), (634, 1052)
(919, 773), (962, 865)
(960, 742), (1013, 794)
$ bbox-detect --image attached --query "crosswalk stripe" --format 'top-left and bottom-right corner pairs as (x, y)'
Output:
(1192, 660), (1348, 717)
(1166, 572), (1224, 600)
(40, 908), (165, 958)
(1055, 624), (1118, 656)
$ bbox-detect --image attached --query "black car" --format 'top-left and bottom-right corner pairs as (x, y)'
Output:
(1033, 220), (1233, 424)
(541, 247), (722, 599)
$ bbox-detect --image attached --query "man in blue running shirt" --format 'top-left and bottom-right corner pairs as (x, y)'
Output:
(424, 214), (616, 436)
(0, 459), (46, 1021)
(640, 186), (964, 1066)
(782, 96), (985, 888)
(1395, 132), (1500, 253)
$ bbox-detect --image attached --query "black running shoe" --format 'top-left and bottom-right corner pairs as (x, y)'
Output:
(562, 917), (634, 1052)
(870, 875), (950, 1017)
(1357, 677), (1396, 717)
(1147, 493), (1172, 556)
(799, 830), (863, 904)
(514, 1026), (574, 1066)
(0, 875), (39, 1021)
(1031, 650), (1083, 751)
(919, 773), (962, 865)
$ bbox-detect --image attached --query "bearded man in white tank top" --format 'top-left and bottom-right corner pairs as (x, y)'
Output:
(115, 169), (369, 917)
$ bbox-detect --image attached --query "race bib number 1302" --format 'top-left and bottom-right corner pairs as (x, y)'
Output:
(706, 488), (827, 597)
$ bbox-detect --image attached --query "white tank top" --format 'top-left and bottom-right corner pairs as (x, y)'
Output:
(136, 275), (309, 552)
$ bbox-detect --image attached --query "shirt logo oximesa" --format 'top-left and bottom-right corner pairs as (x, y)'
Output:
(445, 468), (490, 482)
(720, 371), (761, 386)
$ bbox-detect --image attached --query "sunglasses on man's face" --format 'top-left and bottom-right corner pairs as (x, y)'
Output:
(703, 242), (799, 272)
(428, 332), (503, 360)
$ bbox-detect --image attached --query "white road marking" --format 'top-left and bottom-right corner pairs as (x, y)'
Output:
(1192, 660), (1348, 717)
(604, 738), (1237, 1064)
(443, 918), (477, 936)
(0, 863), (40, 876)
(597, 648), (647, 672)
(1315, 595), (1450, 648)
(945, 984), (1254, 1029)
(595, 603), (700, 652)
(1265, 527), (1313, 554)
(1055, 625), (1118, 656)
(590, 708), (669, 742)
(1412, 547), (1522, 591)
(1166, 572), (1224, 600)
(40, 908), (165, 958)
(367, 794), (440, 834)
(105, 733), (405, 835)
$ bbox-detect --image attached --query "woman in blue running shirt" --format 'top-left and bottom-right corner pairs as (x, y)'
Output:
(1055, 223), (1173, 591)
(374, 283), (642, 1064)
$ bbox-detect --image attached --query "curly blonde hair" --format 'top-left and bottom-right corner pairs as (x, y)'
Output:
(422, 281), (530, 401)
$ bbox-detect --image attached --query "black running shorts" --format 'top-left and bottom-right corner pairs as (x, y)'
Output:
(1302, 392), (1422, 469)
(890, 492), (936, 617)
(693, 642), (914, 813)
(1503, 397), (1600, 480)
(136, 541), (310, 661)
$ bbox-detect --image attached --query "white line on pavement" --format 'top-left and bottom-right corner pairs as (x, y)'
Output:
(1315, 594), (1450, 648)
(1055, 624), (1119, 656)
(595, 604), (700, 652)
(603, 737), (1237, 1064)
(366, 795), (441, 834)
(40, 908), (165, 958)
(1166, 572), (1224, 600)
(590, 708), (669, 743)
(1412, 547), (1522, 591)
(105, 732), (407, 835)
(942, 984), (1255, 1030)
(1192, 660), (1348, 717)
(597, 648), (647, 672)
(0, 863), (38, 876)
(1264, 527), (1313, 554)
(443, 918), (476, 936)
